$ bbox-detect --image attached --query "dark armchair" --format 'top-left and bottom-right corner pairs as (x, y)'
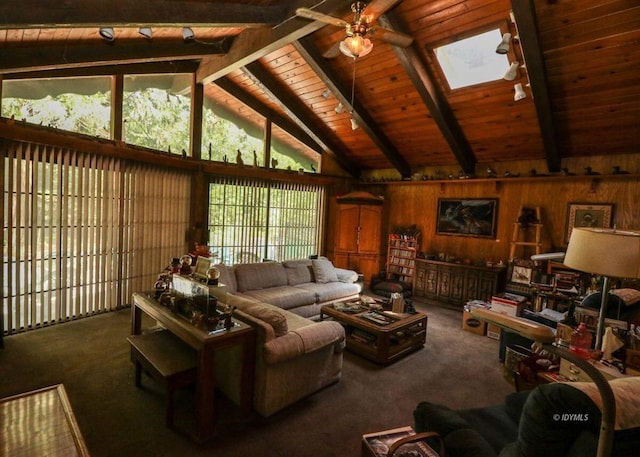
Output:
(409, 377), (640, 457)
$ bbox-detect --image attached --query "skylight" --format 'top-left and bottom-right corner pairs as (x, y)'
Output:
(434, 29), (509, 90)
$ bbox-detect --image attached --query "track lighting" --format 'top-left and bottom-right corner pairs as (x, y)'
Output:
(503, 61), (519, 80)
(182, 27), (195, 42)
(495, 32), (511, 54)
(514, 83), (527, 101)
(138, 27), (153, 39)
(334, 103), (344, 114)
(99, 28), (115, 42)
(322, 89), (331, 99)
(350, 117), (359, 130)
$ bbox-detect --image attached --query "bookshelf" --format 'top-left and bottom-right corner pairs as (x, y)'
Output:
(386, 232), (419, 285)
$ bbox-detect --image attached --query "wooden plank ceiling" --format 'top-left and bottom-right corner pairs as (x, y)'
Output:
(1, 0), (638, 178)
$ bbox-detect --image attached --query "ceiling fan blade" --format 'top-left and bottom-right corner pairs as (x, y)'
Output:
(361, 0), (404, 23)
(295, 8), (348, 28)
(322, 41), (343, 59)
(368, 26), (413, 47)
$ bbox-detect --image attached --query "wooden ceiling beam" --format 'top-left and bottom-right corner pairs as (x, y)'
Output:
(214, 77), (323, 155)
(294, 37), (412, 179)
(1, 61), (201, 80)
(0, 40), (231, 74)
(0, 0), (286, 28)
(196, 0), (349, 84)
(511, 0), (561, 172)
(378, 12), (476, 175)
(242, 61), (359, 177)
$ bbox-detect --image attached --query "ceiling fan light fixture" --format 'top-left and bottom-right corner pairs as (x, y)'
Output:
(340, 35), (373, 59)
(99, 27), (115, 42)
(182, 27), (195, 42)
(495, 32), (511, 54)
(514, 83), (527, 101)
(138, 27), (153, 39)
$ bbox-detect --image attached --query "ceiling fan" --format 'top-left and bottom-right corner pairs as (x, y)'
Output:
(296, 0), (413, 59)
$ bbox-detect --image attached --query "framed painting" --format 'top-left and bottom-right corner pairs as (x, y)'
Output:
(565, 203), (614, 244)
(436, 198), (498, 238)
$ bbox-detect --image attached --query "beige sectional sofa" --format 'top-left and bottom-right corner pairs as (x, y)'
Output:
(214, 293), (346, 417)
(210, 258), (358, 416)
(216, 258), (361, 319)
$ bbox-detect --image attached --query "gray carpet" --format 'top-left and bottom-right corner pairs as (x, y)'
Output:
(0, 300), (513, 456)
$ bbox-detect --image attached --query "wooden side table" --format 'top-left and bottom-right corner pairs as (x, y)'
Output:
(131, 292), (256, 443)
(1, 384), (90, 457)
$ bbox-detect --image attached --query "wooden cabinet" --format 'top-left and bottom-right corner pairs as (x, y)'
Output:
(414, 259), (506, 310)
(329, 192), (383, 285)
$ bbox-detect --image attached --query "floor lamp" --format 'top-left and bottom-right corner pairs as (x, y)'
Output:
(563, 228), (640, 350)
(470, 308), (616, 457)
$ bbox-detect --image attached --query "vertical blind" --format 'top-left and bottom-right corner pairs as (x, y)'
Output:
(2, 140), (190, 336)
(208, 177), (324, 264)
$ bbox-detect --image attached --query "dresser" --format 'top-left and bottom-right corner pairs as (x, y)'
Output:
(414, 258), (506, 309)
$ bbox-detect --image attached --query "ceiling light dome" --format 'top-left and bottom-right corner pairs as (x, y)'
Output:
(340, 35), (373, 59)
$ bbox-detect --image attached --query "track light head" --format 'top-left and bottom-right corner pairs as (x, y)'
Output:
(495, 32), (511, 54)
(503, 61), (520, 80)
(514, 83), (527, 101)
(99, 27), (115, 42)
(182, 27), (195, 42)
(138, 27), (153, 39)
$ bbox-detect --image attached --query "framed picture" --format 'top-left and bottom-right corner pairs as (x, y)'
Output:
(436, 198), (498, 238)
(565, 203), (614, 244)
(511, 265), (533, 284)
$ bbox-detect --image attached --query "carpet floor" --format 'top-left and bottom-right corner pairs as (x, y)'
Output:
(0, 300), (514, 457)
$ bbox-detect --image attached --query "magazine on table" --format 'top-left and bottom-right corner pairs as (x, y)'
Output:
(362, 426), (438, 457)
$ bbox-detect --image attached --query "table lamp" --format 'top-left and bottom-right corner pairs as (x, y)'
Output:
(470, 307), (616, 457)
(563, 227), (640, 349)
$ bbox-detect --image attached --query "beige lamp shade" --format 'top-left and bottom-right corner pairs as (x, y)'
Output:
(563, 227), (640, 279)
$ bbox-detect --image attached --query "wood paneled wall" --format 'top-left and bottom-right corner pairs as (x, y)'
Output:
(371, 155), (640, 265)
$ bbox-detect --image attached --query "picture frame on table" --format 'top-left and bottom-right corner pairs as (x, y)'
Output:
(565, 203), (614, 244)
(436, 198), (498, 239)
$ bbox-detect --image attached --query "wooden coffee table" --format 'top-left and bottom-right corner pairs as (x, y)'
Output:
(320, 301), (427, 364)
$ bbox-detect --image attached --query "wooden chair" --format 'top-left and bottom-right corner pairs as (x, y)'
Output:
(127, 330), (197, 428)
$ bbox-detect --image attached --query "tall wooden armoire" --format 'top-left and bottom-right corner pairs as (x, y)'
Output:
(329, 191), (383, 285)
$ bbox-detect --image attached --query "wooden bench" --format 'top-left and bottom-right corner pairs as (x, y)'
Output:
(127, 329), (197, 428)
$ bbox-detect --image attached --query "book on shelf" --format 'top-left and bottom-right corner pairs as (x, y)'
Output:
(362, 426), (438, 457)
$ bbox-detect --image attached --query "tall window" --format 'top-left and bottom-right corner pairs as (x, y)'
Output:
(2, 140), (190, 335)
(1, 76), (111, 137)
(207, 178), (324, 264)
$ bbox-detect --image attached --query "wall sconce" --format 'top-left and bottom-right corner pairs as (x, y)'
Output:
(503, 61), (520, 80)
(495, 32), (511, 54)
(182, 27), (195, 42)
(514, 83), (527, 101)
(334, 103), (344, 114)
(138, 27), (153, 39)
(99, 28), (115, 42)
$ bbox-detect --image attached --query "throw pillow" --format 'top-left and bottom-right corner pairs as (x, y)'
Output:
(312, 259), (339, 283)
(612, 288), (640, 306)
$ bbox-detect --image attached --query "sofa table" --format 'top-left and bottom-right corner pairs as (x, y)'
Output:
(131, 292), (256, 443)
(320, 303), (427, 364)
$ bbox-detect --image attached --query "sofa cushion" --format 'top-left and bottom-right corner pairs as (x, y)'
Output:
(282, 259), (313, 268)
(235, 262), (288, 292)
(286, 265), (314, 286)
(311, 259), (338, 283)
(295, 282), (361, 303)
(243, 286), (317, 310)
(335, 267), (359, 283)
(232, 302), (288, 337)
